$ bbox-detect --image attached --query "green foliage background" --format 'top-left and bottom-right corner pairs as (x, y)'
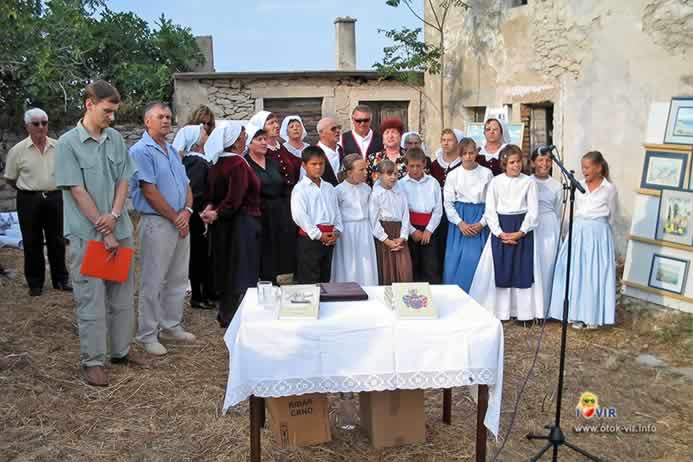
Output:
(0, 0), (203, 127)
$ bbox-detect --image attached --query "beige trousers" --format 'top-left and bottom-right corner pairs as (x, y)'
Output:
(136, 215), (190, 344)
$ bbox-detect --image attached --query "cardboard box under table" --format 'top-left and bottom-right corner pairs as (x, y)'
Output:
(359, 389), (426, 448)
(266, 393), (331, 448)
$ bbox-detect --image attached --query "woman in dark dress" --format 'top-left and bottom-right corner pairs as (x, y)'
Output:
(249, 111), (302, 191)
(245, 126), (297, 283)
(205, 123), (262, 328)
(176, 125), (215, 309)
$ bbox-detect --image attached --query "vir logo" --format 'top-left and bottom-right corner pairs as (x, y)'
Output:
(575, 392), (617, 419)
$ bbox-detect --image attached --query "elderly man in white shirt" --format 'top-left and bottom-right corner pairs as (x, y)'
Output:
(315, 117), (344, 185)
(4, 108), (70, 296)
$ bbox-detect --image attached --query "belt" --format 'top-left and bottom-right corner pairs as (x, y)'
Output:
(298, 224), (334, 237)
(18, 189), (59, 198)
(410, 211), (432, 227)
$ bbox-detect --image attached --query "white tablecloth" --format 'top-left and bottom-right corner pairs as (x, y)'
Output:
(222, 285), (504, 436)
(0, 212), (22, 249)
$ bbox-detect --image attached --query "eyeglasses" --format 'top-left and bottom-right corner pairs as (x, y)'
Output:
(31, 121), (48, 127)
(353, 118), (370, 124)
(329, 126), (342, 132)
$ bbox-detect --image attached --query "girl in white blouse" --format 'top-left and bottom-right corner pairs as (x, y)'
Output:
(549, 151), (617, 328)
(331, 154), (379, 286)
(470, 145), (545, 321)
(368, 159), (413, 284)
(531, 150), (564, 310)
(442, 138), (494, 292)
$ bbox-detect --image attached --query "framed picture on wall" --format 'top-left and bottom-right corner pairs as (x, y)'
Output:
(656, 189), (693, 245)
(664, 97), (693, 145)
(648, 254), (689, 295)
(640, 145), (691, 192)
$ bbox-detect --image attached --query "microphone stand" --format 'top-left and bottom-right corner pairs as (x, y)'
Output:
(526, 148), (603, 462)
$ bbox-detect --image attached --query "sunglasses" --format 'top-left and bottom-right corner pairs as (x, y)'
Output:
(31, 121), (48, 127)
(353, 118), (370, 124)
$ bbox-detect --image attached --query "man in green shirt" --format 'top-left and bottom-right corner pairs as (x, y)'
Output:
(55, 80), (148, 387)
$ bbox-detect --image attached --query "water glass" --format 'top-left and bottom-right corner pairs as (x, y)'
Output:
(257, 281), (273, 307)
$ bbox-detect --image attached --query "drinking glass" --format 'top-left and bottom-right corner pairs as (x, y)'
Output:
(257, 281), (272, 307)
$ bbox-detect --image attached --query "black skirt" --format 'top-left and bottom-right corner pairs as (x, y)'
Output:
(212, 213), (262, 293)
(490, 213), (534, 289)
(259, 196), (296, 282)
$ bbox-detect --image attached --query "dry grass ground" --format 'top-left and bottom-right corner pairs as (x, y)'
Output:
(1, 246), (692, 462)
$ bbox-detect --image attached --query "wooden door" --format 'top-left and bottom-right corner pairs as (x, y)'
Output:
(263, 98), (323, 144)
(359, 101), (409, 133)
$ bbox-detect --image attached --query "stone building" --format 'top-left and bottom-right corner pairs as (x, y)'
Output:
(423, 0), (693, 251)
(173, 17), (424, 143)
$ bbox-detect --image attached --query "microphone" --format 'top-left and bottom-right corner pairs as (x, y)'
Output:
(536, 144), (555, 155)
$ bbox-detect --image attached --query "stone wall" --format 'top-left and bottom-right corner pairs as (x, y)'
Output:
(174, 74), (423, 134)
(423, 0), (693, 253)
(0, 124), (167, 212)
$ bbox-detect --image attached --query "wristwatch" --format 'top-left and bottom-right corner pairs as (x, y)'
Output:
(185, 207), (194, 214)
(110, 210), (120, 220)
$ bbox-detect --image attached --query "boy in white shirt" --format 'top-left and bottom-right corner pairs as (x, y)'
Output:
(291, 146), (343, 284)
(400, 148), (444, 283)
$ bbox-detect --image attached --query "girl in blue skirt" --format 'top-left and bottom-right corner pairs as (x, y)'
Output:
(470, 145), (544, 320)
(443, 138), (493, 291)
(549, 151), (617, 329)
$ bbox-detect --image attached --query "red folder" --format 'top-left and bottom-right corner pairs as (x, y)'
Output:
(80, 240), (134, 283)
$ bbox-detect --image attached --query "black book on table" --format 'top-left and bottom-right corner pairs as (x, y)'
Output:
(319, 282), (369, 302)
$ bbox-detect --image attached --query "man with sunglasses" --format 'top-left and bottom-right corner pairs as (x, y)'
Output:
(4, 108), (70, 296)
(340, 104), (383, 159)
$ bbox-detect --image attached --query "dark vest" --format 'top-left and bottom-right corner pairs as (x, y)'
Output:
(476, 154), (503, 176)
(341, 130), (383, 158)
(319, 145), (344, 186)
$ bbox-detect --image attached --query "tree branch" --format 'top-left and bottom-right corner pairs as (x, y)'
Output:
(403, 0), (440, 31)
(427, 0), (443, 30)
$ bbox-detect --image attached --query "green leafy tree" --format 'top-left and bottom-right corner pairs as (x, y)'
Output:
(0, 0), (202, 126)
(377, 0), (469, 129)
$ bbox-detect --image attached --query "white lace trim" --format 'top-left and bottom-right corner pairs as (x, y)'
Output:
(223, 368), (497, 410)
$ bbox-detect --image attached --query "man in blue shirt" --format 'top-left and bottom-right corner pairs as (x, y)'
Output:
(130, 101), (196, 356)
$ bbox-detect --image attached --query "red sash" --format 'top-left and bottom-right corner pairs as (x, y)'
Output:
(298, 224), (335, 237)
(409, 211), (432, 227)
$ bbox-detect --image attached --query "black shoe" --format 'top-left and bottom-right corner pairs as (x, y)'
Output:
(29, 287), (42, 297)
(54, 281), (73, 292)
(216, 313), (230, 328)
(191, 299), (215, 310)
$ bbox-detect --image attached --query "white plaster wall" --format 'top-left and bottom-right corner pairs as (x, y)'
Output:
(423, 0), (693, 253)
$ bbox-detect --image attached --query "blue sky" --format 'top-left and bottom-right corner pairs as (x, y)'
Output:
(110, 0), (421, 72)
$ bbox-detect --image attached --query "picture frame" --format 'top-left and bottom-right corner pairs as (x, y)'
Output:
(640, 144), (691, 192)
(664, 97), (693, 145)
(648, 254), (689, 295)
(656, 189), (693, 245)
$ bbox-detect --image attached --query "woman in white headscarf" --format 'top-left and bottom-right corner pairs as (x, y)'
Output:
(249, 111), (302, 191)
(205, 123), (262, 328)
(401, 131), (427, 154)
(174, 125), (215, 309)
(244, 124), (297, 283)
(477, 118), (511, 176)
(280, 115), (310, 158)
